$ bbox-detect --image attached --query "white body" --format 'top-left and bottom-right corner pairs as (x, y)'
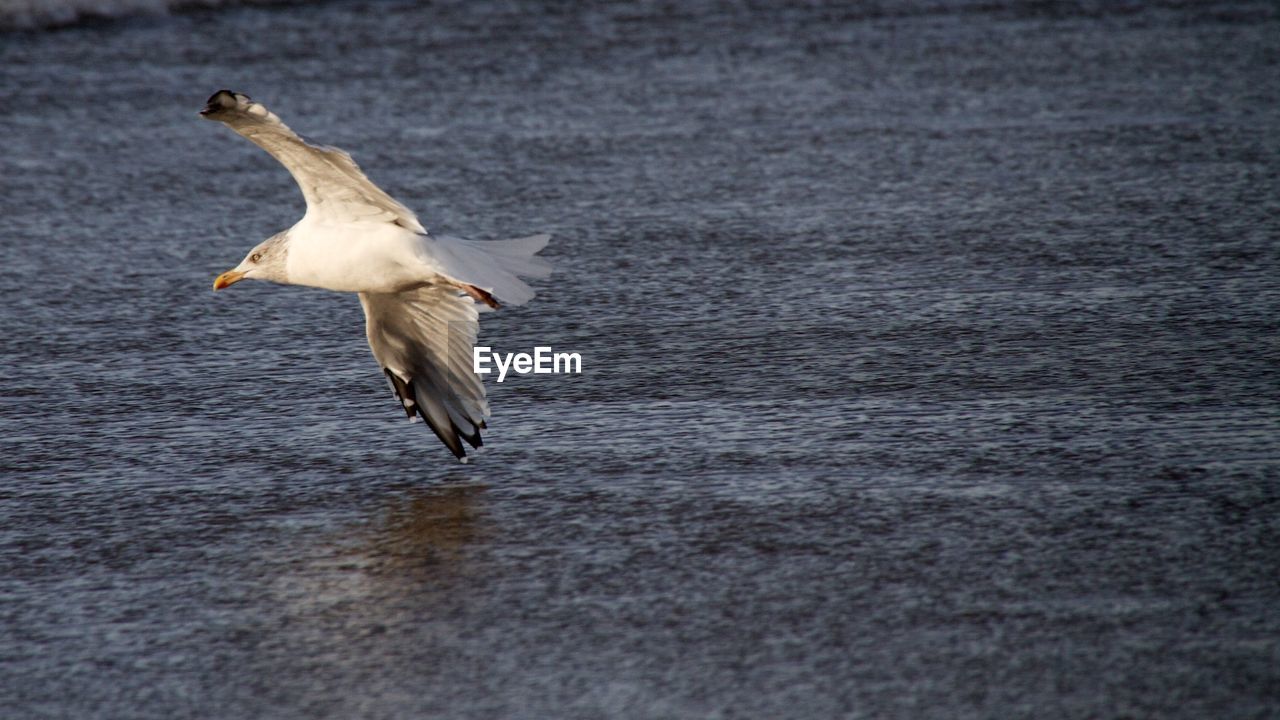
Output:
(285, 217), (439, 294)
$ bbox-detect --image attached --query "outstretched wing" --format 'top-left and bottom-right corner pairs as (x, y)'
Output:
(359, 285), (490, 460)
(200, 90), (426, 232)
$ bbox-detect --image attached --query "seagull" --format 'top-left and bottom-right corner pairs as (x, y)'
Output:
(201, 90), (551, 460)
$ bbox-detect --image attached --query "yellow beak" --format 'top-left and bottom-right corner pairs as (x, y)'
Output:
(213, 269), (246, 291)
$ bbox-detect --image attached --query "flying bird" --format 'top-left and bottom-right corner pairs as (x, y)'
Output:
(201, 90), (551, 460)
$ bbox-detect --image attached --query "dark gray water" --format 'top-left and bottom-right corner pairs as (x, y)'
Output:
(3, 1), (1279, 717)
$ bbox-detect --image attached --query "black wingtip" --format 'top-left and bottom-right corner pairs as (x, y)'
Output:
(439, 428), (469, 460)
(384, 369), (481, 459)
(413, 401), (468, 459)
(200, 89), (245, 118)
(458, 422), (484, 449)
(384, 369), (417, 419)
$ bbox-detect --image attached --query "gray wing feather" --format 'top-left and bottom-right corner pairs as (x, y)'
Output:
(359, 286), (490, 459)
(200, 90), (426, 233)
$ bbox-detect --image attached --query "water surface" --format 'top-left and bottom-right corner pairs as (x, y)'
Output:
(2, 1), (1279, 717)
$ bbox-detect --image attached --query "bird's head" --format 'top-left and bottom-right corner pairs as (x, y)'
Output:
(213, 232), (290, 290)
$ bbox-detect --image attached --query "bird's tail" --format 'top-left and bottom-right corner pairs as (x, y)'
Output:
(432, 233), (553, 307)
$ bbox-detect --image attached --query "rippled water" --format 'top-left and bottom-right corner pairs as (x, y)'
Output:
(3, 1), (1279, 717)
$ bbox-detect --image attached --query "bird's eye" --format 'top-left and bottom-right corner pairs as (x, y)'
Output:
(250, 253), (262, 263)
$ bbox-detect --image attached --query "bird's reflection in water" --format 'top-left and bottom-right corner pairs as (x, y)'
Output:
(274, 481), (490, 612)
(252, 483), (491, 672)
(363, 482), (490, 579)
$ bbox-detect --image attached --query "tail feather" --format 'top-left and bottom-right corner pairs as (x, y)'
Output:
(479, 234), (553, 279)
(431, 233), (552, 307)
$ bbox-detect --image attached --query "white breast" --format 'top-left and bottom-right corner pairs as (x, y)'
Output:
(285, 217), (435, 293)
